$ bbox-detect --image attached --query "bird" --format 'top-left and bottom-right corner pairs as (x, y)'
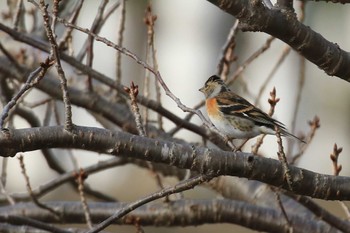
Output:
(199, 75), (304, 142)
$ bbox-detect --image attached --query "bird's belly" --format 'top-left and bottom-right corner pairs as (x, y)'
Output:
(209, 115), (259, 139)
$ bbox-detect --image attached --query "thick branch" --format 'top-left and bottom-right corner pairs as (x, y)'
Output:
(0, 125), (349, 200)
(207, 0), (350, 81)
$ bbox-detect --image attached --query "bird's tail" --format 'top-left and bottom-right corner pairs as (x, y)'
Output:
(280, 129), (306, 143)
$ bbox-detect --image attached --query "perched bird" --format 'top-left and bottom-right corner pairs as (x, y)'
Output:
(199, 75), (304, 142)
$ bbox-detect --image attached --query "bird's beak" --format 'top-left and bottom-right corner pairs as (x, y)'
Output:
(199, 87), (204, 93)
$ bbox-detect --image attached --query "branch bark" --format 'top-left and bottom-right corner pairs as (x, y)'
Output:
(0, 125), (349, 200)
(206, 0), (350, 81)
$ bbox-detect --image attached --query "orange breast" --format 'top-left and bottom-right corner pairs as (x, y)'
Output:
(206, 98), (219, 117)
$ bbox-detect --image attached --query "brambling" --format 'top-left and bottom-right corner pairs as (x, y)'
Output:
(199, 75), (304, 142)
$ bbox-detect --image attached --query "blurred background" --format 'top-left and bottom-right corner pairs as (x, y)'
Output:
(1, 0), (350, 232)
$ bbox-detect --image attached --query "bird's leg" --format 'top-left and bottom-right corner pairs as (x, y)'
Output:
(222, 136), (238, 151)
(234, 138), (250, 152)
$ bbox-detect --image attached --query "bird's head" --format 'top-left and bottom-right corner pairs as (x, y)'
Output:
(199, 75), (229, 98)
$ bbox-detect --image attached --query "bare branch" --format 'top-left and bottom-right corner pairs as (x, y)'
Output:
(0, 125), (349, 200)
(18, 154), (60, 218)
(33, 0), (73, 131)
(0, 58), (52, 129)
(116, 0), (126, 83)
(207, 0), (350, 80)
(74, 169), (93, 229)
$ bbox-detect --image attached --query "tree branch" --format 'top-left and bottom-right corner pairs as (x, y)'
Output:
(0, 22), (215, 141)
(0, 125), (349, 200)
(0, 200), (340, 233)
(206, 0), (350, 81)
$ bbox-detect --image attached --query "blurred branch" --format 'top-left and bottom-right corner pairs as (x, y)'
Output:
(255, 46), (291, 105)
(0, 199), (341, 232)
(291, 116), (320, 164)
(217, 19), (239, 80)
(116, 0), (126, 84)
(0, 158), (126, 204)
(87, 174), (214, 233)
(252, 87), (279, 154)
(0, 215), (72, 233)
(18, 154), (60, 218)
(229, 36), (275, 85)
(74, 169), (93, 229)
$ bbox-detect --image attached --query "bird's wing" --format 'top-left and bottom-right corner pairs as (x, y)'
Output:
(215, 92), (287, 130)
(215, 91), (305, 142)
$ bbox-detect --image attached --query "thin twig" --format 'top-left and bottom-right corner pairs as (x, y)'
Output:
(103, 1), (122, 23)
(1, 158), (8, 187)
(143, 4), (152, 132)
(328, 143), (350, 217)
(251, 87), (279, 154)
(124, 82), (146, 136)
(116, 0), (126, 84)
(43, 100), (53, 126)
(86, 0), (109, 91)
(75, 169), (93, 229)
(13, 0), (25, 31)
(53, 100), (61, 125)
(217, 19), (239, 80)
(168, 100), (204, 136)
(144, 3), (162, 131)
(255, 46), (291, 105)
(24, 97), (52, 108)
(330, 143), (342, 176)
(275, 127), (293, 191)
(275, 191), (293, 232)
(0, 58), (52, 128)
(291, 116), (320, 164)
(0, 169), (15, 205)
(36, 0), (73, 131)
(0, 158), (126, 203)
(124, 82), (165, 191)
(86, 174), (215, 233)
(76, 0), (115, 62)
(18, 154), (60, 218)
(57, 0), (84, 50)
(228, 36), (275, 86)
(0, 41), (22, 71)
(153, 61), (162, 131)
(287, 55), (306, 156)
(287, 0), (307, 156)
